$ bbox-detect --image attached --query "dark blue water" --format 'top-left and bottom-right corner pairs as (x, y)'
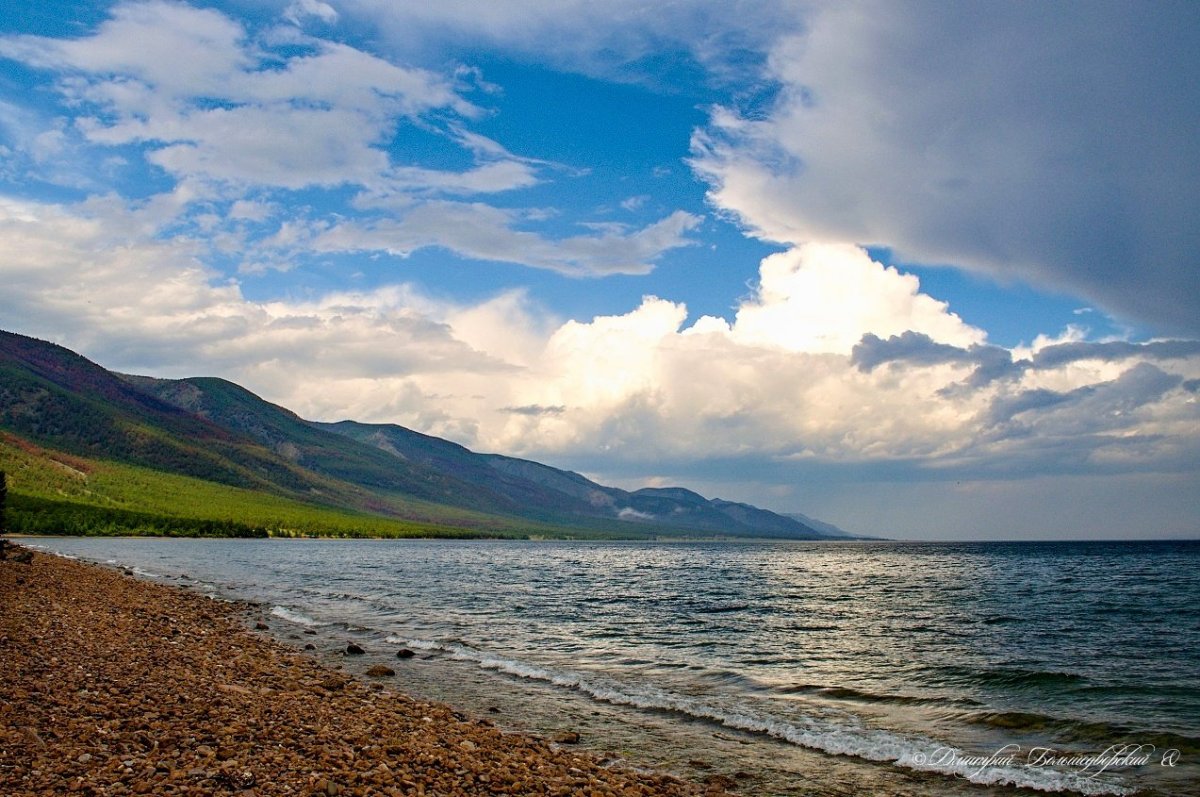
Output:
(28, 538), (1200, 796)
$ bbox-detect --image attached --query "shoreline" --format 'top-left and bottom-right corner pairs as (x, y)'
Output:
(0, 543), (724, 796)
(0, 532), (875, 543)
(11, 536), (1185, 797)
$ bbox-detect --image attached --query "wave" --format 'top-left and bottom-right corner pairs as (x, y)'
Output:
(27, 544), (79, 561)
(692, 603), (751, 614)
(787, 623), (840, 632)
(390, 637), (1129, 796)
(939, 665), (1087, 691)
(968, 712), (1200, 755)
(779, 683), (982, 707)
(269, 605), (325, 627)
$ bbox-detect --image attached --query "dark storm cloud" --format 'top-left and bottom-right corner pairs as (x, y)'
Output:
(696, 0), (1200, 334)
(855, 333), (1200, 394)
(1032, 340), (1200, 369)
(500, 404), (567, 416)
(852, 331), (1024, 388)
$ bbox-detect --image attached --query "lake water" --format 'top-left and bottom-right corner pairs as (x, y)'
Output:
(27, 537), (1200, 796)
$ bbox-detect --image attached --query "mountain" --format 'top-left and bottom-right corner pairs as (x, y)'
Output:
(120, 374), (523, 516)
(0, 329), (832, 539)
(317, 421), (827, 538)
(0, 331), (323, 499)
(784, 512), (857, 539)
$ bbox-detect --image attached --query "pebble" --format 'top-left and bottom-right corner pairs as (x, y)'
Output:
(0, 547), (723, 797)
(319, 675), (347, 691)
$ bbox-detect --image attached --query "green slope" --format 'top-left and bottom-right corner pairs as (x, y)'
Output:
(0, 432), (562, 538)
(0, 332), (350, 503)
(0, 331), (534, 528)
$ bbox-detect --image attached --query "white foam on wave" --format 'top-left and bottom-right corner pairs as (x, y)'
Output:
(270, 606), (324, 627)
(392, 637), (1130, 796)
(385, 636), (441, 650)
(28, 544), (79, 560)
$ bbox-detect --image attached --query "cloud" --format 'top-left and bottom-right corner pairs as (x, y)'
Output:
(985, 389), (1073, 427)
(991, 363), (1183, 431)
(0, 1), (249, 95)
(5, 194), (1193, 481)
(853, 331), (993, 371)
(470, 245), (1199, 479)
(1032, 340), (1200, 369)
(314, 203), (702, 276)
(690, 1), (1200, 334)
(286, 0), (339, 25)
(0, 1), (473, 191)
(852, 331), (1023, 390)
(0, 1), (701, 279)
(2, 194), (1197, 535)
(338, 0), (798, 85)
(502, 405), (566, 417)
(963, 362), (1198, 482)
(727, 243), (984, 354)
(0, 100), (102, 190)
(0, 196), (504, 382)
(383, 161), (542, 195)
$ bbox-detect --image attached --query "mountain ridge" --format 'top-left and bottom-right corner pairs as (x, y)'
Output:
(0, 329), (835, 540)
(317, 420), (826, 538)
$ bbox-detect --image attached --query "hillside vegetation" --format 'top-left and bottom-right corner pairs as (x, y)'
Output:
(0, 433), (546, 539)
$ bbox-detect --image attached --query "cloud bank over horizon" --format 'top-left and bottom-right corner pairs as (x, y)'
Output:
(1, 1), (1197, 538)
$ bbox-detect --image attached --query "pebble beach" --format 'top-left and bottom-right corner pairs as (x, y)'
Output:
(0, 544), (723, 797)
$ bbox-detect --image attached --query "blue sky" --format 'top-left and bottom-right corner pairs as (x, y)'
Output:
(0, 0), (1197, 538)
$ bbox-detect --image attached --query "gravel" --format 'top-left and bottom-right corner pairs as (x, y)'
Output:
(0, 544), (724, 796)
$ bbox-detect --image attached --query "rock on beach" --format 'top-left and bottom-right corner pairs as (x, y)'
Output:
(0, 544), (723, 796)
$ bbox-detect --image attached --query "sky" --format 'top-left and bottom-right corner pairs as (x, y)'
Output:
(0, 0), (1197, 540)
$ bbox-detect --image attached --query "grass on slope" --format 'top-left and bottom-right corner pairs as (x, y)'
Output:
(0, 432), (541, 539)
